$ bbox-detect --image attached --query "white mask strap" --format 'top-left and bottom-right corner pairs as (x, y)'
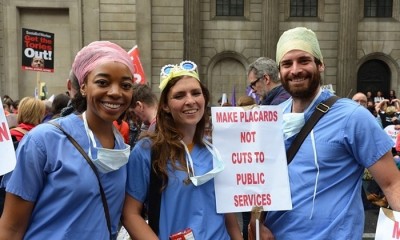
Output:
(181, 140), (196, 177)
(309, 129), (319, 219)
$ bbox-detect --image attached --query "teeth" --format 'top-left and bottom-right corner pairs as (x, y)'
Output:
(184, 109), (197, 114)
(103, 103), (121, 109)
(292, 78), (305, 82)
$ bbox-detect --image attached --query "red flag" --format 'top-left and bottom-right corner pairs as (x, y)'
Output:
(128, 45), (146, 84)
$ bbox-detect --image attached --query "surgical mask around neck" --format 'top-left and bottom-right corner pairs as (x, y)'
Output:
(82, 112), (130, 173)
(181, 139), (225, 186)
(282, 88), (323, 140)
(204, 135), (212, 143)
(282, 112), (305, 140)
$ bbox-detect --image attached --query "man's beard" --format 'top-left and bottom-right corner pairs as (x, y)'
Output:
(282, 70), (321, 99)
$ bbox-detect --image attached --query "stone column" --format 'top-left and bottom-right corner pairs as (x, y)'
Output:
(82, 0), (99, 45)
(261, 0), (279, 60)
(337, 0), (359, 97)
(183, 0), (201, 67)
(136, 0), (152, 85)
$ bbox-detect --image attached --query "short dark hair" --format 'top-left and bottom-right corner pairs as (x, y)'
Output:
(51, 93), (70, 115)
(131, 84), (158, 106)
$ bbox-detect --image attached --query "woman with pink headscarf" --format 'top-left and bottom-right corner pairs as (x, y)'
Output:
(0, 41), (134, 240)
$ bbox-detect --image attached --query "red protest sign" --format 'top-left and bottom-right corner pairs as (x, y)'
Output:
(128, 45), (146, 84)
(21, 28), (55, 73)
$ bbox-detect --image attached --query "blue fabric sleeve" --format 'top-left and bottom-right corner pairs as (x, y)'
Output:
(5, 126), (49, 202)
(126, 138), (152, 203)
(343, 104), (394, 168)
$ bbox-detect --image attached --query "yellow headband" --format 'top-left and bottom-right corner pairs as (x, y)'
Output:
(159, 61), (200, 91)
(276, 27), (323, 64)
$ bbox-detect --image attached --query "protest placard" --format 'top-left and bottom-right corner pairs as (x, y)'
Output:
(384, 124), (399, 147)
(375, 207), (400, 240)
(212, 106), (292, 213)
(0, 99), (17, 175)
(21, 28), (54, 73)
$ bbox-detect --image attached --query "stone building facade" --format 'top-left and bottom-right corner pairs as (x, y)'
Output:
(0, 0), (399, 104)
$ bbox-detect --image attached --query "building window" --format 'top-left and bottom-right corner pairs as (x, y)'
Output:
(364, 0), (393, 17)
(290, 0), (318, 17)
(216, 0), (244, 16)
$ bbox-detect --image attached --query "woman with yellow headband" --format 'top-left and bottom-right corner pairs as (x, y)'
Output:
(123, 61), (242, 239)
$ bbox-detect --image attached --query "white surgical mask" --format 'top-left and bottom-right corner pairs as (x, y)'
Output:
(83, 112), (130, 173)
(282, 112), (305, 140)
(181, 139), (225, 186)
(282, 89), (322, 140)
(204, 135), (213, 143)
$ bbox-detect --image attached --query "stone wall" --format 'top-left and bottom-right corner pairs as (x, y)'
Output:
(357, 19), (400, 93)
(150, 0), (184, 91)
(277, 1), (340, 92)
(200, 0), (260, 104)
(99, 0), (136, 50)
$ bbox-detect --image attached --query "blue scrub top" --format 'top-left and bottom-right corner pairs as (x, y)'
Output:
(126, 138), (230, 240)
(3, 114), (127, 239)
(265, 90), (394, 239)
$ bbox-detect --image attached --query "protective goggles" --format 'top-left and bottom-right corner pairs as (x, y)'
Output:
(159, 60), (200, 91)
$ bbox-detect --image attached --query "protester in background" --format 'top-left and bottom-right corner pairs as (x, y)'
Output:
(2, 97), (14, 115)
(41, 99), (53, 122)
(2, 103), (9, 116)
(352, 92), (368, 108)
(389, 89), (397, 102)
(122, 61), (242, 239)
(125, 109), (142, 149)
(4, 99), (18, 128)
(2, 95), (13, 103)
(130, 83), (158, 134)
(374, 90), (384, 103)
(114, 113), (130, 144)
(10, 99), (19, 114)
(0, 97), (45, 216)
(375, 98), (400, 128)
(0, 41), (135, 239)
(60, 70), (80, 117)
(9, 97), (45, 144)
(246, 57), (289, 240)
(366, 91), (373, 102)
(237, 95), (257, 108)
(247, 57), (290, 105)
(367, 98), (375, 110)
(250, 27), (400, 240)
(50, 93), (70, 119)
(351, 92), (386, 209)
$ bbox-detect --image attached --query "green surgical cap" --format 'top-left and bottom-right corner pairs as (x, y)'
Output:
(276, 27), (323, 64)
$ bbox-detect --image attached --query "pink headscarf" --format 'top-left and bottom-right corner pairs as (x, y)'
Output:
(72, 41), (135, 86)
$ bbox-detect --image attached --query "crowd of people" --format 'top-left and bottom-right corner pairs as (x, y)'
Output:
(0, 27), (400, 240)
(352, 89), (400, 209)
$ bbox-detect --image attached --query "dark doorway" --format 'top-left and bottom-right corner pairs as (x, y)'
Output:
(357, 59), (391, 98)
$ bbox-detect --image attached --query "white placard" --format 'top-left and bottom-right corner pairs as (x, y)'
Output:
(212, 106), (292, 213)
(0, 98), (17, 175)
(384, 125), (399, 147)
(375, 207), (400, 240)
